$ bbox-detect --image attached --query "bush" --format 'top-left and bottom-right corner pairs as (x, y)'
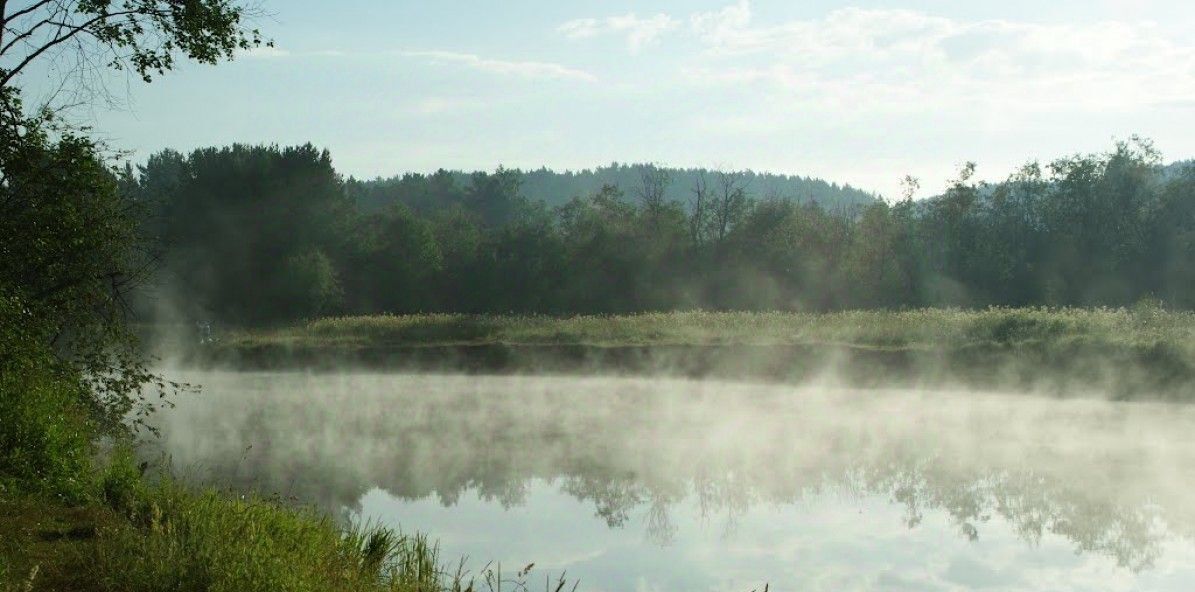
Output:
(0, 367), (92, 502)
(0, 299), (94, 501)
(97, 448), (149, 519)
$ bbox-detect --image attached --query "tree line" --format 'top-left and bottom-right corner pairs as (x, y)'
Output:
(348, 164), (877, 213)
(125, 140), (1195, 326)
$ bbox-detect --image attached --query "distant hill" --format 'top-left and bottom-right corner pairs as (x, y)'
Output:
(1163, 160), (1194, 179)
(351, 164), (878, 214)
(481, 164), (878, 209)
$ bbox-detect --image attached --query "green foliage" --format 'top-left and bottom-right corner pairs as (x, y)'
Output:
(0, 363), (93, 502)
(0, 296), (94, 502)
(0, 0), (269, 88)
(0, 0), (268, 507)
(133, 139), (1195, 324)
(0, 87), (169, 439)
(141, 144), (353, 324)
(97, 448), (150, 519)
(344, 204), (443, 315)
(277, 249), (344, 320)
(465, 167), (530, 228)
(349, 164), (876, 213)
(0, 97), (139, 337)
(91, 481), (474, 592)
(481, 206), (567, 313)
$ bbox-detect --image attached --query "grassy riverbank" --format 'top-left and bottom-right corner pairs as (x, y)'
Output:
(217, 307), (1195, 350)
(190, 307), (1195, 400)
(0, 326), (519, 592)
(0, 454), (483, 592)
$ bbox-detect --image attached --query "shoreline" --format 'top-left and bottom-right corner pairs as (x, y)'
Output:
(181, 339), (1195, 401)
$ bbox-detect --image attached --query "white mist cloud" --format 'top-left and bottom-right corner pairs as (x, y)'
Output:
(239, 45), (291, 59)
(681, 3), (1195, 113)
(560, 1), (1194, 117)
(689, 0), (754, 51)
(558, 13), (679, 54)
(400, 50), (597, 82)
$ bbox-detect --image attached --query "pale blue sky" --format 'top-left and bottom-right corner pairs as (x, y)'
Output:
(25, 0), (1195, 198)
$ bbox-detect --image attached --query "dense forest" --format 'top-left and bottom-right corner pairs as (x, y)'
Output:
(125, 140), (1195, 326)
(348, 165), (877, 213)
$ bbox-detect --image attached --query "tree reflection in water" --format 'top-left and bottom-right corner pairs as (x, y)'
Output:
(146, 371), (1195, 573)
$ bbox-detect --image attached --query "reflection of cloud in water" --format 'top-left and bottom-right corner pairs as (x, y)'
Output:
(146, 372), (1195, 588)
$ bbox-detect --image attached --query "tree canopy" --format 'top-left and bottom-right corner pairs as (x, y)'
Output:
(129, 139), (1195, 325)
(0, 0), (267, 92)
(0, 0), (268, 440)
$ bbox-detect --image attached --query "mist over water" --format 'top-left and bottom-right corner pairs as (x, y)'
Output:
(147, 372), (1195, 591)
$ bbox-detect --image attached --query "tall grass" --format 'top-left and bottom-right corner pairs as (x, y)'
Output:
(0, 562), (36, 592)
(87, 455), (568, 592)
(2, 449), (574, 592)
(92, 477), (464, 592)
(224, 305), (1195, 351)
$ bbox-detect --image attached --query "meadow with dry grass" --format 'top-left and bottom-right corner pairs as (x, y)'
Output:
(220, 306), (1195, 351)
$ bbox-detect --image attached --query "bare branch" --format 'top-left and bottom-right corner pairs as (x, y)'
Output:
(3, 0), (56, 25)
(1, 8), (146, 87)
(635, 164), (671, 224)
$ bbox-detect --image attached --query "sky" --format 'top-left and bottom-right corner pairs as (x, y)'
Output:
(22, 0), (1195, 198)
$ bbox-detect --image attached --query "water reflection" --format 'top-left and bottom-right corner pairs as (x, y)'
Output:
(146, 372), (1195, 588)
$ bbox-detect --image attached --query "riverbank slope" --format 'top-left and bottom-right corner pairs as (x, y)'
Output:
(182, 308), (1195, 399)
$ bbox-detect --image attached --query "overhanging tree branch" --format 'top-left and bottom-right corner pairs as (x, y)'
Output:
(0, 9), (147, 87)
(3, 1), (58, 25)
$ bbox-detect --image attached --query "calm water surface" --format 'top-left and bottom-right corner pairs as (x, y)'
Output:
(149, 372), (1195, 592)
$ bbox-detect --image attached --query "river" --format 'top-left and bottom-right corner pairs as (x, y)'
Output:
(146, 371), (1195, 591)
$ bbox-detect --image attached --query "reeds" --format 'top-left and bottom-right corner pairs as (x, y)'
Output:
(87, 458), (577, 592)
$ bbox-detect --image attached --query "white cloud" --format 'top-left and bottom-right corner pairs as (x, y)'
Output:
(689, 0), (753, 51)
(240, 46), (291, 59)
(400, 50), (596, 82)
(234, 47), (597, 84)
(558, 2), (1194, 114)
(681, 3), (1195, 113)
(238, 47), (352, 59)
(558, 13), (678, 53)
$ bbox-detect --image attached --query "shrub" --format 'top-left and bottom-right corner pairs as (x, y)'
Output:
(0, 298), (94, 501)
(97, 448), (150, 519)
